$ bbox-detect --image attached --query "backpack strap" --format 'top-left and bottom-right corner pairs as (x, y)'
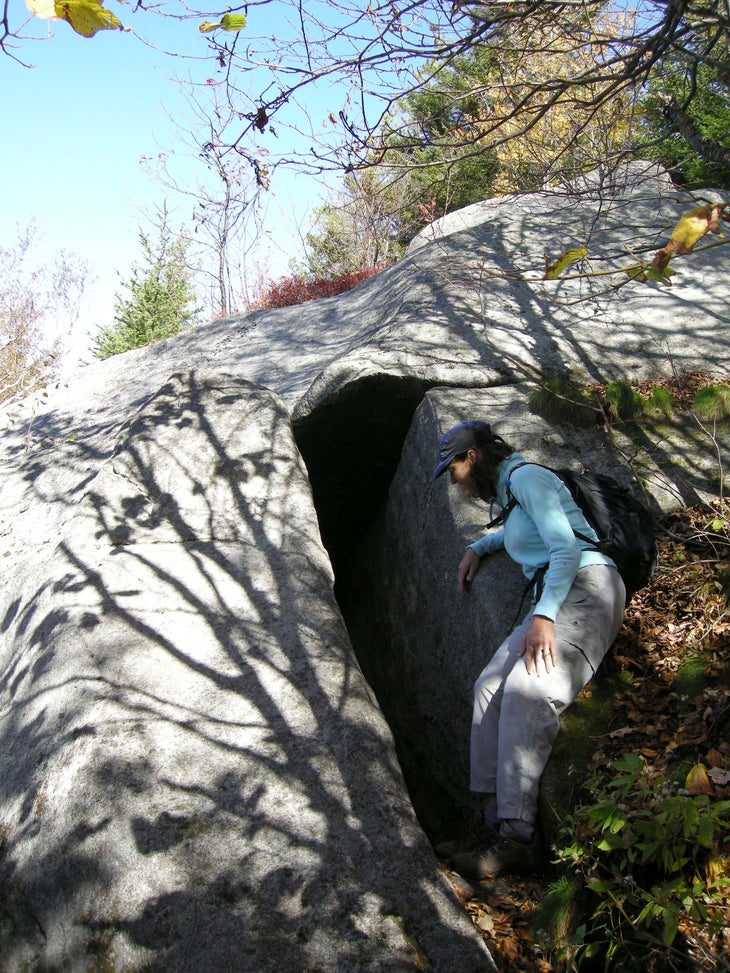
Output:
(502, 461), (600, 553)
(485, 496), (518, 529)
(483, 461), (530, 529)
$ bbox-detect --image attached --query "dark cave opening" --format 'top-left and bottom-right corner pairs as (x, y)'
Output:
(292, 373), (435, 587)
(293, 373), (464, 841)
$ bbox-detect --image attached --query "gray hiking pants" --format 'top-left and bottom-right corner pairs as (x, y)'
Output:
(470, 563), (625, 824)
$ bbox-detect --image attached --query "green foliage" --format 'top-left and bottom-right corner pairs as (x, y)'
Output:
(380, 46), (501, 238)
(92, 206), (197, 360)
(530, 376), (681, 430)
(25, 0), (123, 38)
(555, 753), (730, 968)
(691, 384), (730, 422)
(528, 378), (601, 428)
(199, 11), (247, 33)
(534, 873), (586, 957)
(605, 381), (643, 420)
(639, 58), (730, 189)
(643, 386), (675, 418)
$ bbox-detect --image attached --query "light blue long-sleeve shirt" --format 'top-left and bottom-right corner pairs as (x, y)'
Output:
(468, 453), (616, 621)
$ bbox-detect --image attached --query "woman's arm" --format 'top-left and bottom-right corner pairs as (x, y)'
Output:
(509, 466), (583, 674)
(460, 527), (506, 591)
(509, 465), (582, 621)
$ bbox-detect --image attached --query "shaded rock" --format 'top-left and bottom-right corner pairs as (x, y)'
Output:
(0, 372), (493, 971)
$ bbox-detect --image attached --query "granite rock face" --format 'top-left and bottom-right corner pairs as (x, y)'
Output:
(1, 165), (729, 970)
(0, 372), (494, 971)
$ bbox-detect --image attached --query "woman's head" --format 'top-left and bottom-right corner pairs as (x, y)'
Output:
(432, 420), (513, 501)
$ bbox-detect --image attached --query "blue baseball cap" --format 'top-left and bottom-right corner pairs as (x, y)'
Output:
(432, 420), (494, 480)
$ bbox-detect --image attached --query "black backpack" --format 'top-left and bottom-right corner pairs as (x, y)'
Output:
(500, 463), (658, 604)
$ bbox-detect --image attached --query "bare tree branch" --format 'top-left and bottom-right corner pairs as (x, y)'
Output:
(6, 1), (729, 188)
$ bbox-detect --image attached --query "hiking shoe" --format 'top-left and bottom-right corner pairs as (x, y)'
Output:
(433, 823), (500, 860)
(449, 832), (542, 880)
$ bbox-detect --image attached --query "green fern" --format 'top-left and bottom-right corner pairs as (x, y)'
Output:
(533, 873), (585, 952)
(672, 655), (712, 696)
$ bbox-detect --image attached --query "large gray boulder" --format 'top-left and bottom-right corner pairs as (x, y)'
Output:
(3, 163), (728, 575)
(1, 164), (729, 970)
(0, 372), (493, 971)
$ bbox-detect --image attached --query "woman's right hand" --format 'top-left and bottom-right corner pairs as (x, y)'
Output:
(458, 548), (482, 592)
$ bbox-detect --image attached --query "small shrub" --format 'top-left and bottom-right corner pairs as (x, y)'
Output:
(555, 752), (730, 969)
(252, 266), (383, 309)
(605, 380), (643, 419)
(528, 377), (600, 427)
(692, 384), (730, 421)
(642, 385), (675, 418)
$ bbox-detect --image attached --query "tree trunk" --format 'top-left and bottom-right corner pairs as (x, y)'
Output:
(663, 98), (730, 169)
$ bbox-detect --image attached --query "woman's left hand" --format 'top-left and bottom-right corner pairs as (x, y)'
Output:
(520, 615), (557, 675)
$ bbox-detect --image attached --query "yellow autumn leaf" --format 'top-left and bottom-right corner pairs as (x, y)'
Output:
(544, 247), (587, 279)
(652, 202), (729, 271)
(685, 763), (713, 796)
(220, 12), (246, 30)
(25, 0), (57, 19)
(669, 202), (727, 251)
(199, 11), (247, 32)
(707, 847), (730, 885)
(55, 0), (123, 36)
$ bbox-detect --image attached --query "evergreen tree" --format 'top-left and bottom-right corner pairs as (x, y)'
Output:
(92, 206), (198, 360)
(639, 56), (730, 189)
(380, 33), (636, 227)
(381, 46), (500, 237)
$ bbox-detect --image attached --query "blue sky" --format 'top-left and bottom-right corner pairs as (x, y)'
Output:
(1, 5), (333, 366)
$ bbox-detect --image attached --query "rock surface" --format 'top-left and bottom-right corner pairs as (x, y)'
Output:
(0, 372), (493, 971)
(1, 164), (729, 970)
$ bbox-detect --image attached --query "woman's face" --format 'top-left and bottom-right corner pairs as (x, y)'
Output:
(448, 450), (479, 497)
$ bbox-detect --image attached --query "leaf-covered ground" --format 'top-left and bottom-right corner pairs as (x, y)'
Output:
(441, 502), (730, 971)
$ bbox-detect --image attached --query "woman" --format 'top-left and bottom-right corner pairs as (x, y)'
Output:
(432, 419), (625, 879)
